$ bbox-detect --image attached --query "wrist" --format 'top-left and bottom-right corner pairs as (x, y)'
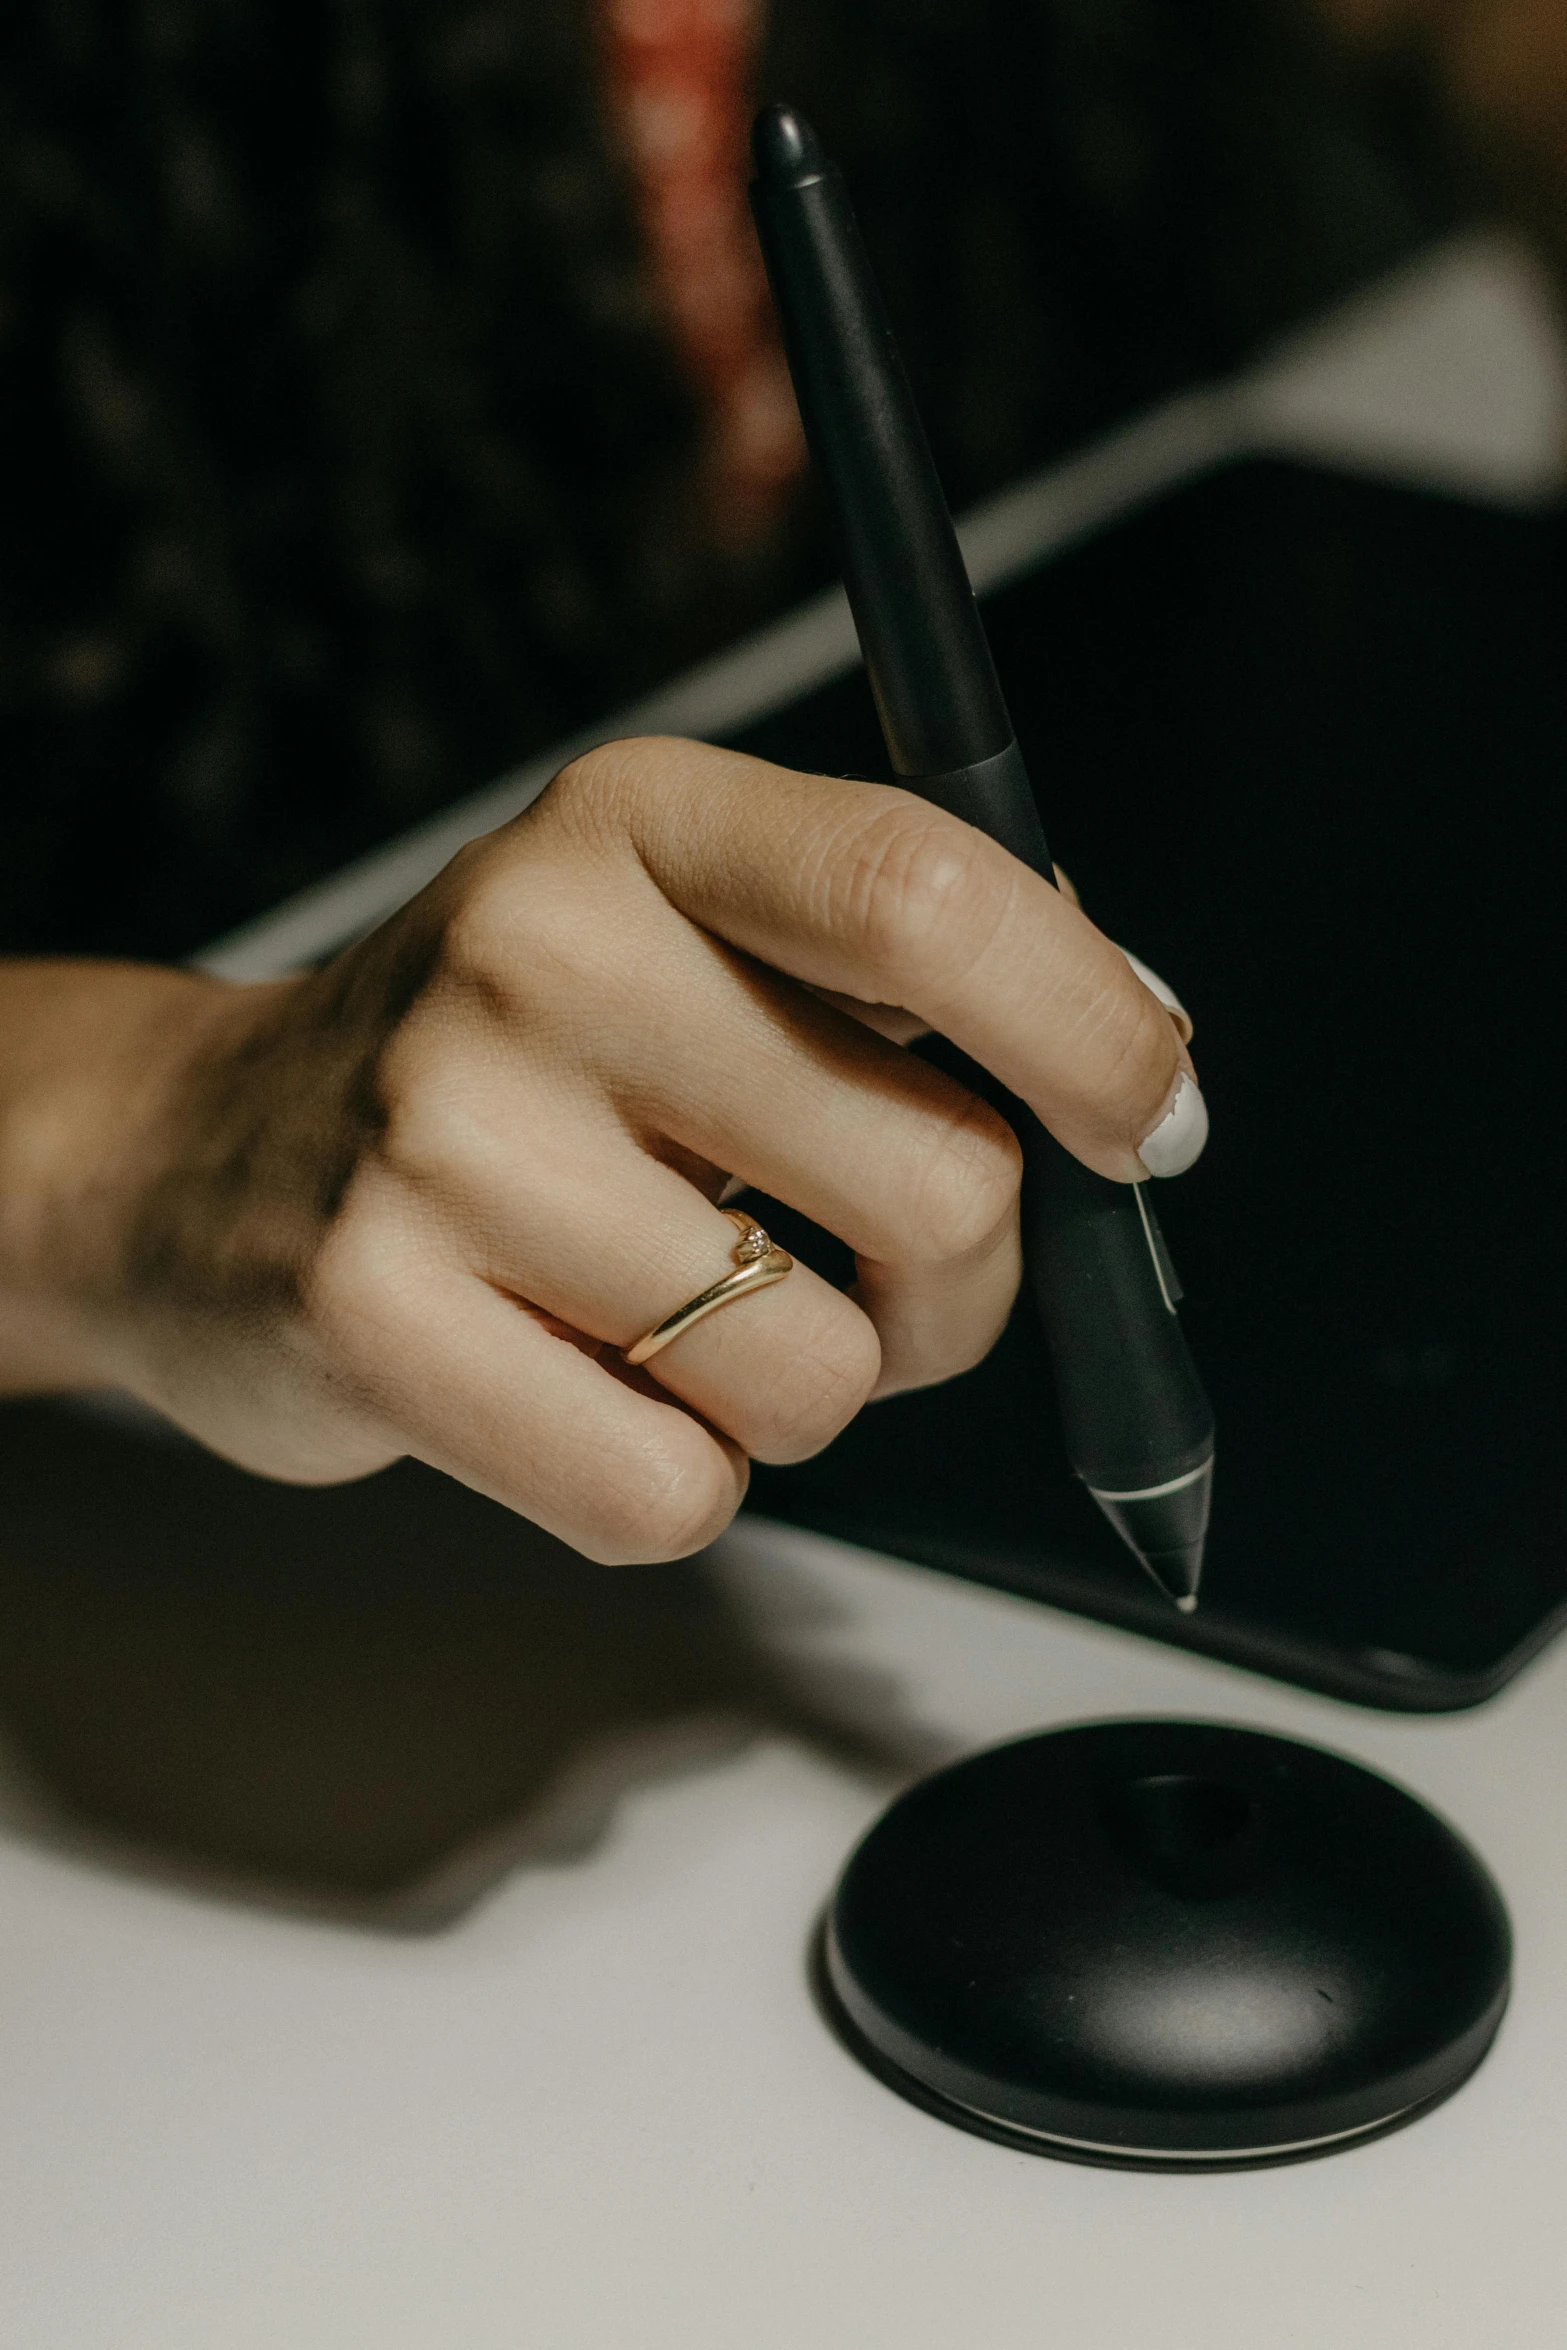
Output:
(0, 961), (253, 1393)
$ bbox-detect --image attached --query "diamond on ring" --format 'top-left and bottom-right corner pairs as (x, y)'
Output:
(727, 1214), (772, 1263)
(622, 1208), (795, 1366)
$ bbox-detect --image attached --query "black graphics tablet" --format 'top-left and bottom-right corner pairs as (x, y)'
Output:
(737, 457), (1567, 1712)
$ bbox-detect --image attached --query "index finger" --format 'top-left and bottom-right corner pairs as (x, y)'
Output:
(556, 736), (1194, 1184)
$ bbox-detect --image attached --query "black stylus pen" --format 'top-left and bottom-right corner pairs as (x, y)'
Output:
(750, 106), (1215, 1608)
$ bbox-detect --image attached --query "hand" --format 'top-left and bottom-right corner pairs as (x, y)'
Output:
(0, 738), (1200, 1562)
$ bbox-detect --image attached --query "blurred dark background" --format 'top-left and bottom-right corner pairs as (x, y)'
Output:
(0, 0), (1517, 965)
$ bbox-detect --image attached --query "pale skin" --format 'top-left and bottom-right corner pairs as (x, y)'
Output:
(0, 737), (1197, 1565)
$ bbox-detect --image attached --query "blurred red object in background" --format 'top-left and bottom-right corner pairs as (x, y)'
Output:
(600, 0), (807, 549)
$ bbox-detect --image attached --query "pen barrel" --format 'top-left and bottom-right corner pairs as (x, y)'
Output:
(915, 741), (1052, 879)
(1019, 1112), (1215, 1492)
(750, 160), (1017, 786)
(752, 105), (1216, 1557)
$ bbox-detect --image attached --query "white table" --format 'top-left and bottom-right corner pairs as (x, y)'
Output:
(2, 1512), (1565, 2349)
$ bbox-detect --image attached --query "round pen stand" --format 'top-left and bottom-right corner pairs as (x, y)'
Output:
(821, 1721), (1511, 2170)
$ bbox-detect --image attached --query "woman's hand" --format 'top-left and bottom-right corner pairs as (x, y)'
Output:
(0, 738), (1200, 1562)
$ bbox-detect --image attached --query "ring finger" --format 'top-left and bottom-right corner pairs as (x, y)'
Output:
(420, 1094), (884, 1464)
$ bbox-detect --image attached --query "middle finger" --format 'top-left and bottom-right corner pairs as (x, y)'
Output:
(576, 921), (1026, 1396)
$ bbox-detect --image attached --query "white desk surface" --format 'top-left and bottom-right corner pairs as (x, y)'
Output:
(2, 1511), (1564, 2350)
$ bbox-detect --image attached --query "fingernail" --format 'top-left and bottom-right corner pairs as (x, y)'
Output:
(1137, 1071), (1209, 1178)
(1121, 947), (1194, 1045)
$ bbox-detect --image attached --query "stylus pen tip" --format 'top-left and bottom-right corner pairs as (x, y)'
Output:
(1137, 1544), (1204, 1612)
(1088, 1456), (1213, 1613)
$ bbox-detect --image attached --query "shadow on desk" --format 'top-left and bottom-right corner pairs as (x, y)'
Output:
(0, 1401), (941, 1931)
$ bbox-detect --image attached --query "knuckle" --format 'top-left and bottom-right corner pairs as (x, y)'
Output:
(370, 1064), (460, 1189)
(587, 1431), (743, 1564)
(547, 741), (624, 827)
(875, 1317), (1009, 1404)
(433, 863), (525, 990)
(925, 1320), (1007, 1389)
(303, 1190), (435, 1354)
(436, 860), (609, 1015)
(743, 1303), (881, 1465)
(830, 802), (1002, 997)
(898, 1094), (1023, 1263)
(547, 735), (685, 840)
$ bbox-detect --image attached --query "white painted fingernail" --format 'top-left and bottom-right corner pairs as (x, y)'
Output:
(1121, 947), (1193, 1045)
(1137, 1072), (1209, 1178)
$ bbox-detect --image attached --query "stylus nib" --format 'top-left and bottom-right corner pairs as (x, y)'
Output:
(1088, 1455), (1213, 1612)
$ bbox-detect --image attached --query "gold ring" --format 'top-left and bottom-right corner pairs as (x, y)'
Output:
(623, 1209), (794, 1366)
